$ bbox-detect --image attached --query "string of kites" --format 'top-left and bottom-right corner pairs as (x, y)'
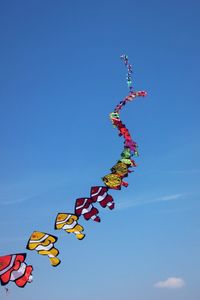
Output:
(0, 55), (147, 290)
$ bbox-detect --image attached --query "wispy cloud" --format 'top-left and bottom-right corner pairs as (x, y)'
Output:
(2, 195), (35, 206)
(162, 169), (200, 175)
(0, 171), (71, 206)
(116, 193), (184, 210)
(144, 169), (200, 176)
(154, 277), (185, 289)
(158, 194), (183, 201)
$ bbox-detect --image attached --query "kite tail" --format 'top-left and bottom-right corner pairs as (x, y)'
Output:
(111, 54), (147, 156)
(110, 90), (147, 156)
(102, 55), (147, 190)
(49, 256), (61, 267)
(74, 232), (85, 240)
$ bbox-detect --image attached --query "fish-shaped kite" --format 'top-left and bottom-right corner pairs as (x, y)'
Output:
(26, 231), (60, 267)
(102, 173), (128, 190)
(111, 162), (129, 178)
(0, 253), (33, 288)
(119, 148), (137, 166)
(55, 213), (85, 240)
(75, 198), (100, 222)
(90, 186), (115, 210)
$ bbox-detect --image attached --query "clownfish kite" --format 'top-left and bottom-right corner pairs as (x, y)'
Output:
(26, 231), (60, 267)
(0, 253), (33, 288)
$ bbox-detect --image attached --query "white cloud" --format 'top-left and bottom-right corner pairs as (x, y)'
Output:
(154, 277), (185, 289)
(116, 193), (183, 210)
(159, 194), (183, 201)
(2, 196), (33, 205)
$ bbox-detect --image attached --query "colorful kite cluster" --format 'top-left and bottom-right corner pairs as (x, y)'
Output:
(0, 55), (147, 290)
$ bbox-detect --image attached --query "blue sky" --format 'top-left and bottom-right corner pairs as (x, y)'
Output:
(0, 0), (200, 299)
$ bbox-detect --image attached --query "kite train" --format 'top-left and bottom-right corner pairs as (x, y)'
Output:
(1, 55), (147, 289)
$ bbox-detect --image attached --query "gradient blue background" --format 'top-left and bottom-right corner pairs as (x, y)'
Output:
(0, 0), (200, 299)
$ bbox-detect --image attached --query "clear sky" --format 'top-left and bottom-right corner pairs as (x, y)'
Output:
(0, 0), (200, 299)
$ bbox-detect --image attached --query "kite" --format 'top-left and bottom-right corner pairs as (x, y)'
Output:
(111, 162), (129, 177)
(74, 197), (101, 222)
(26, 231), (60, 267)
(0, 253), (33, 288)
(55, 213), (85, 240)
(120, 147), (137, 167)
(102, 173), (128, 190)
(90, 186), (115, 210)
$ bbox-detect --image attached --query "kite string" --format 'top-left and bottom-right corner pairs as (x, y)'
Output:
(120, 54), (134, 91)
(114, 54), (147, 113)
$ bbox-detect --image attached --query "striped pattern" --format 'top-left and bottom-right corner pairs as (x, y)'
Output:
(90, 186), (115, 210)
(75, 198), (100, 222)
(26, 231), (60, 267)
(0, 254), (33, 288)
(55, 213), (85, 240)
